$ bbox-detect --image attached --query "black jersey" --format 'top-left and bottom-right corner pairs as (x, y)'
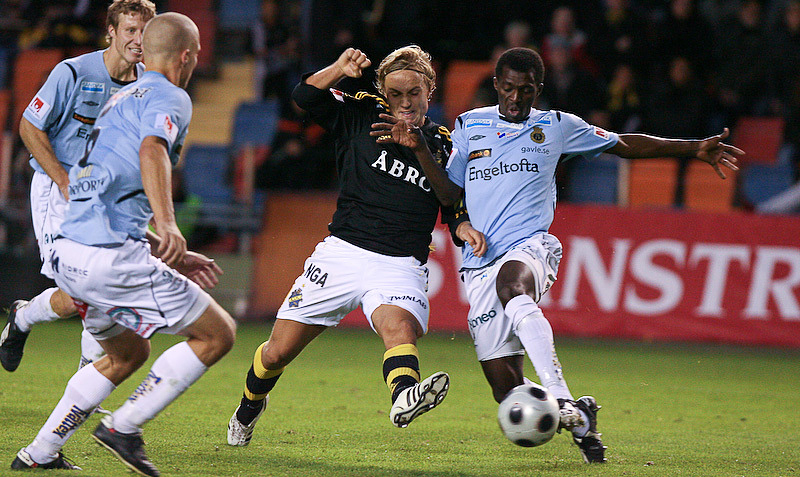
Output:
(292, 80), (452, 264)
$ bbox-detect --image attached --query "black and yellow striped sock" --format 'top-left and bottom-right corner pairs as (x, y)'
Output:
(383, 343), (421, 403)
(236, 342), (284, 425)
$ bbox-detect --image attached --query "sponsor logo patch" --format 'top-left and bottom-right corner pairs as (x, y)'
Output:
(27, 96), (51, 120)
(469, 134), (485, 141)
(155, 113), (178, 143)
(468, 148), (492, 160)
(466, 118), (492, 128)
(72, 112), (96, 125)
(497, 130), (520, 139)
(593, 126), (609, 139)
(499, 122), (524, 129)
(80, 81), (105, 93)
(533, 116), (552, 126)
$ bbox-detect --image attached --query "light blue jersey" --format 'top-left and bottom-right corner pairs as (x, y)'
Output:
(60, 71), (191, 246)
(447, 106), (619, 269)
(23, 49), (145, 172)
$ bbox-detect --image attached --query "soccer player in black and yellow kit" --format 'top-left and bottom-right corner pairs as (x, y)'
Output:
(227, 45), (485, 445)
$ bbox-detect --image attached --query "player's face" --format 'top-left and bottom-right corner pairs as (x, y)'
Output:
(494, 65), (539, 122)
(383, 70), (430, 127)
(109, 12), (147, 65)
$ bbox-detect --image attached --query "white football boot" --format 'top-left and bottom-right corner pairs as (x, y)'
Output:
(389, 371), (449, 428)
(227, 396), (268, 446)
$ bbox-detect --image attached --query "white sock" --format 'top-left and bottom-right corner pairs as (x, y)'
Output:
(112, 342), (207, 434)
(25, 364), (115, 463)
(572, 411), (591, 437)
(506, 294), (573, 401)
(78, 329), (106, 369)
(14, 288), (59, 332)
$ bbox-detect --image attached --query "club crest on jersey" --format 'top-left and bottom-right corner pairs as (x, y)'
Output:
(27, 95), (51, 120)
(468, 148), (492, 160)
(288, 288), (303, 308)
(530, 126), (545, 143)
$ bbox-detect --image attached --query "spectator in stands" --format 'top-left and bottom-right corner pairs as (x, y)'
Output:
(642, 56), (712, 206)
(541, 6), (600, 78)
(649, 0), (714, 81)
(362, 0), (427, 62)
(605, 63), (642, 132)
(0, 0), (25, 89)
(17, 2), (94, 51)
(589, 0), (649, 81)
(768, 0), (800, 115)
(714, 0), (771, 121)
(252, 0), (302, 106)
(538, 41), (604, 121)
(471, 21), (536, 109)
(254, 101), (335, 190)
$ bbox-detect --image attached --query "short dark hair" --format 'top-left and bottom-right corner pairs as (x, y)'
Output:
(495, 47), (545, 86)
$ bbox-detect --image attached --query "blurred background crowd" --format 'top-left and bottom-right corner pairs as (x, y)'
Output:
(0, 0), (799, 256)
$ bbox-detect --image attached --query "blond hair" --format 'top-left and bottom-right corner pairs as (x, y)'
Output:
(375, 45), (436, 97)
(106, 0), (156, 43)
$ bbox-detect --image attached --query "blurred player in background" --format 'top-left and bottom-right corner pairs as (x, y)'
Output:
(380, 46), (742, 463)
(227, 45), (470, 446)
(10, 13), (235, 476)
(1, 0), (156, 374)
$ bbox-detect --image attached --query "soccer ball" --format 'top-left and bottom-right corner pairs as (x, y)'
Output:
(497, 383), (559, 447)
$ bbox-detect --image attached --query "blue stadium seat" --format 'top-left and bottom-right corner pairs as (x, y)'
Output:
(741, 161), (795, 206)
(231, 100), (281, 149)
(217, 0), (260, 30)
(565, 154), (620, 204)
(182, 144), (233, 205)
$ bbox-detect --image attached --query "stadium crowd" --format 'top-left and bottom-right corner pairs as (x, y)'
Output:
(0, 0), (799, 242)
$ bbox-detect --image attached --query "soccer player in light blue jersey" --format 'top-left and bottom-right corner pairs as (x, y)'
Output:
(373, 47), (743, 464)
(11, 13), (236, 476)
(1, 0), (156, 374)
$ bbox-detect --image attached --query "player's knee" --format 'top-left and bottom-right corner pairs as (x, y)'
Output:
(260, 341), (295, 369)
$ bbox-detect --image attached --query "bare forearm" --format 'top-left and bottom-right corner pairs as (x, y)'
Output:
(414, 145), (462, 206)
(611, 133), (700, 159)
(305, 63), (347, 90)
(140, 138), (176, 228)
(19, 118), (68, 185)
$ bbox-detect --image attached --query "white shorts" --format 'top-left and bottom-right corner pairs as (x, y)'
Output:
(462, 233), (562, 361)
(30, 170), (67, 278)
(277, 236), (431, 332)
(51, 237), (211, 340)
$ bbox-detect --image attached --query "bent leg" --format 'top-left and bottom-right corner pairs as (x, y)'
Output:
(111, 300), (235, 435)
(480, 355), (525, 403)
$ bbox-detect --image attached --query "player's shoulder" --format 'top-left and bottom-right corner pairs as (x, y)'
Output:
(62, 49), (104, 79)
(331, 88), (389, 110)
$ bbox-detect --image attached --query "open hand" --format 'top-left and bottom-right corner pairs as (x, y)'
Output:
(370, 113), (425, 151)
(696, 128), (744, 179)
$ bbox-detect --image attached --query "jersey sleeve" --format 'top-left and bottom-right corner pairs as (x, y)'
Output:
(558, 111), (619, 162)
(292, 77), (375, 137)
(138, 88), (192, 159)
(22, 61), (75, 131)
(445, 114), (469, 188)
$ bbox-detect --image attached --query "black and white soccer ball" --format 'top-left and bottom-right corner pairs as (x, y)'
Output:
(497, 383), (560, 447)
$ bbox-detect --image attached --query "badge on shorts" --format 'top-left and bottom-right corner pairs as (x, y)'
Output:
(288, 288), (303, 308)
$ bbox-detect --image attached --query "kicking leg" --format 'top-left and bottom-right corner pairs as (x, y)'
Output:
(228, 317), (325, 446)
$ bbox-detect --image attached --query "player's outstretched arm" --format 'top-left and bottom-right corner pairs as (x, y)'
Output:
(610, 129), (743, 179)
(305, 48), (371, 90)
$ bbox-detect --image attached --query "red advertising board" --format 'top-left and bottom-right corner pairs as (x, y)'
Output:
(341, 204), (800, 347)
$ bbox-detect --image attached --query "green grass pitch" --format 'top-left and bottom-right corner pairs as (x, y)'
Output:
(1, 318), (798, 477)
